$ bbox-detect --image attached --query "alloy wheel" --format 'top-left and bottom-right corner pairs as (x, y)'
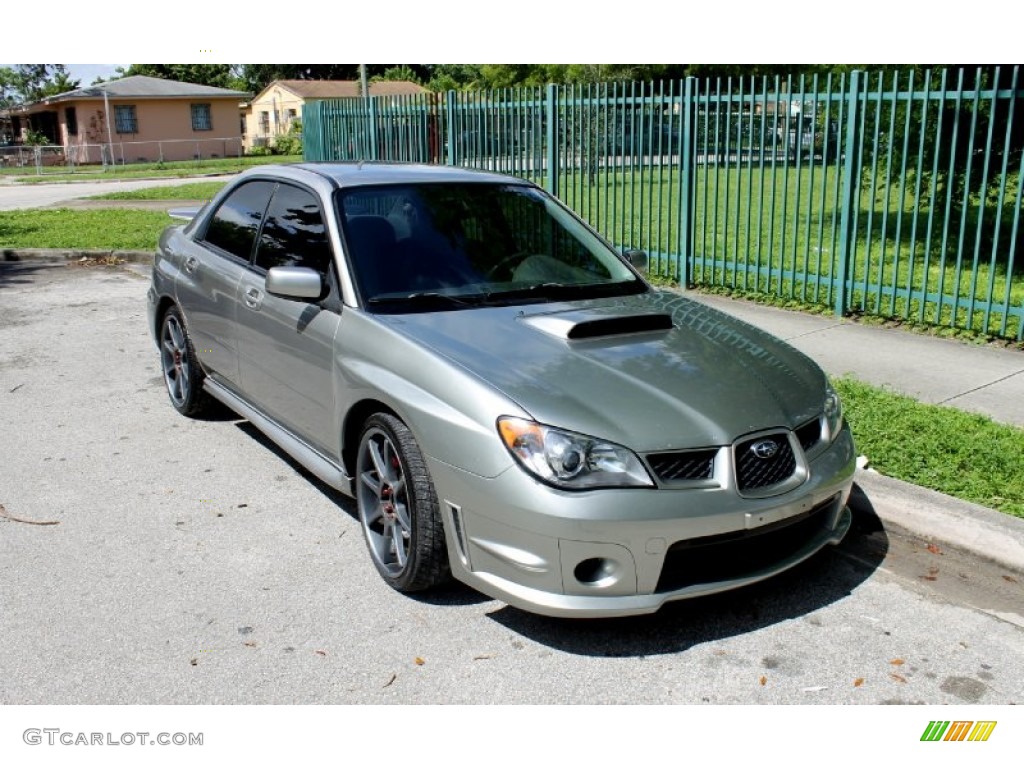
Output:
(356, 426), (413, 577)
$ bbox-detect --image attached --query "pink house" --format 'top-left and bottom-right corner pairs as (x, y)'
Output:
(11, 75), (250, 164)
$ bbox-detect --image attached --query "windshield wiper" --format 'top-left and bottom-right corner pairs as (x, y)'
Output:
(367, 291), (486, 308)
(485, 282), (598, 302)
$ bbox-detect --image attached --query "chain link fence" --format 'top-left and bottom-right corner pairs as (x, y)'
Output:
(0, 137), (244, 176)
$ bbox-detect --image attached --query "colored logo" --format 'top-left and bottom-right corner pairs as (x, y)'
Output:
(921, 721), (997, 742)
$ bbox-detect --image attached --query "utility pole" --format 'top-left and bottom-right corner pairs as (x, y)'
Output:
(102, 88), (115, 168)
(359, 64), (368, 99)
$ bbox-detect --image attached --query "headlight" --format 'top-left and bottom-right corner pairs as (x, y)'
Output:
(497, 417), (654, 490)
(824, 386), (843, 441)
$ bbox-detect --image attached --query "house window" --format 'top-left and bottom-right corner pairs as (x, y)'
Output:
(114, 105), (138, 134)
(259, 111), (270, 135)
(65, 107), (78, 137)
(191, 103), (213, 131)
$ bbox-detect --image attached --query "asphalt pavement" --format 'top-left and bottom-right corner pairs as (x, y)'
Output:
(1, 261), (1022, 705)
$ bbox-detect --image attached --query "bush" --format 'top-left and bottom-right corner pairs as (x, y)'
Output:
(246, 145), (272, 157)
(273, 132), (302, 156)
(24, 129), (50, 146)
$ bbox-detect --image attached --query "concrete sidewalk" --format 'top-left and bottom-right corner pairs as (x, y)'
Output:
(0, 175), (233, 211)
(687, 291), (1024, 574)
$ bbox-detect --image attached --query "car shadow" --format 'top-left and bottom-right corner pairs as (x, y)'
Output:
(233, 420), (493, 606)
(0, 259), (50, 288)
(189, 400), (242, 422)
(408, 582), (494, 607)
(484, 483), (888, 656)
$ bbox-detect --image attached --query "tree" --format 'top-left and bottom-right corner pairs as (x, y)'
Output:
(237, 65), (362, 95)
(0, 66), (17, 108)
(41, 65), (78, 97)
(422, 64), (482, 92)
(371, 65), (423, 84)
(0, 65), (80, 105)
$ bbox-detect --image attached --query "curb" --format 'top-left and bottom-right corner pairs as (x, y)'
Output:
(2, 248), (153, 264)
(853, 468), (1024, 574)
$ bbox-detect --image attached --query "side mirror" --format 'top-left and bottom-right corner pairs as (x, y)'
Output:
(266, 266), (324, 300)
(624, 249), (648, 270)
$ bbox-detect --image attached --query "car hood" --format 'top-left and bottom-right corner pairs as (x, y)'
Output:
(378, 290), (827, 451)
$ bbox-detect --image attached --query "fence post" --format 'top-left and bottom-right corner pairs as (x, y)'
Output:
(445, 91), (456, 166)
(679, 77), (697, 286)
(368, 97), (379, 161)
(545, 83), (559, 196)
(835, 70), (862, 317)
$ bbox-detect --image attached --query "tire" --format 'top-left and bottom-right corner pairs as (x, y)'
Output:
(355, 413), (450, 592)
(159, 305), (216, 418)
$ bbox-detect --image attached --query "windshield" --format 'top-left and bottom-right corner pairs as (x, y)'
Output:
(336, 182), (646, 311)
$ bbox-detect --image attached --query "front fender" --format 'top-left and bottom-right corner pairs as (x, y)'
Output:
(335, 311), (525, 479)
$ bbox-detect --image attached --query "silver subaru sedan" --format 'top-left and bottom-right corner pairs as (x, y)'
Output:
(147, 162), (856, 618)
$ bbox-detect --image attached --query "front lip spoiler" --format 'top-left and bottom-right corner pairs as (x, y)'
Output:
(465, 506), (853, 619)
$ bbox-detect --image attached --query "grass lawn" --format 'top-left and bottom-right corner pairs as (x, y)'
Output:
(555, 164), (1023, 339)
(834, 376), (1024, 519)
(87, 181), (228, 201)
(0, 209), (173, 250)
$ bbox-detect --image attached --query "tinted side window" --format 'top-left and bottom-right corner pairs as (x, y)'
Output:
(203, 181), (275, 260)
(254, 184), (331, 274)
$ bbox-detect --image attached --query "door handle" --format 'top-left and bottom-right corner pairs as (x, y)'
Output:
(244, 286), (263, 310)
(184, 256), (199, 274)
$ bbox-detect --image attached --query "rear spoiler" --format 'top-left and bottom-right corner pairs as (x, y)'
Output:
(168, 207), (200, 222)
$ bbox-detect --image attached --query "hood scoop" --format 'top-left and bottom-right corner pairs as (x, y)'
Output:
(520, 309), (674, 340)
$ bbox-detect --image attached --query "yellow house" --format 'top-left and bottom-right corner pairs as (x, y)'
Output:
(243, 79), (428, 151)
(11, 75), (249, 164)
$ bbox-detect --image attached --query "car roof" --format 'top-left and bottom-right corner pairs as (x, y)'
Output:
(238, 161), (537, 189)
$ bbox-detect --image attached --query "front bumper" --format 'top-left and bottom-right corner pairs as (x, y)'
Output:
(429, 425), (857, 618)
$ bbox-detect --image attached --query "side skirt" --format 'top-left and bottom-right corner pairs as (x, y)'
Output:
(203, 377), (353, 497)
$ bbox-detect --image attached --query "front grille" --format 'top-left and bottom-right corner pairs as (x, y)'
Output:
(646, 449), (717, 482)
(795, 418), (822, 451)
(735, 433), (796, 491)
(655, 495), (839, 592)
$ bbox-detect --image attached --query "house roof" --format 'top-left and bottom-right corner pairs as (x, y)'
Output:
(258, 79), (429, 101)
(34, 75), (250, 105)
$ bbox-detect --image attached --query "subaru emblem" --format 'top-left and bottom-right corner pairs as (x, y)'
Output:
(751, 439), (778, 460)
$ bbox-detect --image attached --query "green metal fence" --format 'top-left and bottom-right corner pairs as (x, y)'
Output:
(304, 67), (1024, 340)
